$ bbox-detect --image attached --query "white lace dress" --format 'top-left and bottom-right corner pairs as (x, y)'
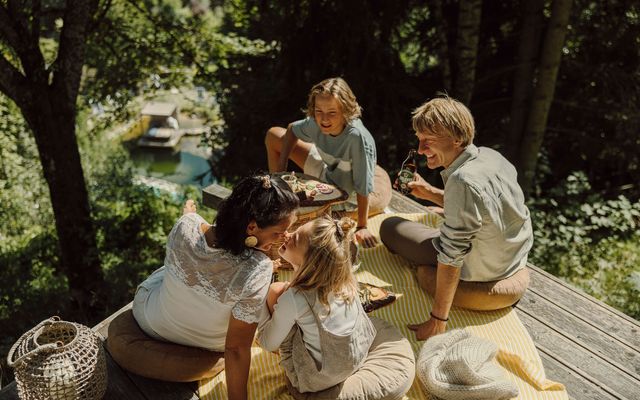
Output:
(132, 213), (273, 351)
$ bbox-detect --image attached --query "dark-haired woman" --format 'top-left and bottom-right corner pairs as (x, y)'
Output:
(132, 174), (299, 400)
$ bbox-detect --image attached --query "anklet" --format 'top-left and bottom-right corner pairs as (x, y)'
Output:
(430, 312), (449, 322)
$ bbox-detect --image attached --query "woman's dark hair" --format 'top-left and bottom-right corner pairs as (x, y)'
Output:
(215, 174), (299, 255)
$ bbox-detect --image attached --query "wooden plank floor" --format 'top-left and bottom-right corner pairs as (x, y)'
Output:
(383, 190), (640, 400)
(3, 183), (639, 399)
(203, 184), (640, 399)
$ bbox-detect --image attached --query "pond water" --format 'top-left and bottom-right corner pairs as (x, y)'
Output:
(124, 135), (216, 189)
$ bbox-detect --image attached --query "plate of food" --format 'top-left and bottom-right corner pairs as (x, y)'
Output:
(278, 172), (348, 207)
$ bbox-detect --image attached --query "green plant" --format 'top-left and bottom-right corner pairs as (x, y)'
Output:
(0, 103), (216, 385)
(529, 171), (640, 319)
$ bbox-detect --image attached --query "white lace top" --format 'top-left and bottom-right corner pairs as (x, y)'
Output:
(139, 213), (273, 351)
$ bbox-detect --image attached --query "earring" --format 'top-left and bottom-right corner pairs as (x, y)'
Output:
(244, 235), (258, 248)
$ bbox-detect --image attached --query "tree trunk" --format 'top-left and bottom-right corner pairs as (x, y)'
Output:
(432, 0), (452, 91)
(507, 0), (545, 164)
(452, 0), (482, 105)
(0, 1), (104, 320)
(518, 0), (573, 197)
(24, 92), (104, 317)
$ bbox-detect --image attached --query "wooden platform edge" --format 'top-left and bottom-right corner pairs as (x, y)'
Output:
(527, 262), (640, 327)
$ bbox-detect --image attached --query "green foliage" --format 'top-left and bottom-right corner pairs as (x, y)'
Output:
(545, 0), (640, 198)
(83, 0), (200, 112)
(82, 0), (266, 117)
(0, 97), (53, 248)
(529, 172), (640, 319)
(213, 0), (426, 179)
(0, 97), (215, 385)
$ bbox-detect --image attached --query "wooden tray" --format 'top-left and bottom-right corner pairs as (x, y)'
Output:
(275, 172), (348, 207)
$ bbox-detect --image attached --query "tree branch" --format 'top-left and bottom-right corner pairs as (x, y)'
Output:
(0, 5), (21, 51)
(123, 0), (210, 76)
(51, 0), (99, 103)
(88, 0), (114, 34)
(3, 1), (47, 81)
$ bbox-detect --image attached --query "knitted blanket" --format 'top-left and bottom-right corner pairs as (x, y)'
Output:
(198, 213), (567, 399)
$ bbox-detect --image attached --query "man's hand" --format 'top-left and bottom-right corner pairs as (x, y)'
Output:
(355, 227), (378, 248)
(407, 318), (447, 341)
(407, 173), (437, 201)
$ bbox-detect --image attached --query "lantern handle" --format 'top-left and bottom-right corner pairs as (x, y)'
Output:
(7, 316), (63, 368)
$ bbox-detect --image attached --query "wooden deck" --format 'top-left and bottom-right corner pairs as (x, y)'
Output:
(2, 183), (639, 399)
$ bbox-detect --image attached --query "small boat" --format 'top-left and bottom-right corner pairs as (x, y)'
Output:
(181, 126), (211, 136)
(135, 101), (209, 148)
(137, 127), (185, 148)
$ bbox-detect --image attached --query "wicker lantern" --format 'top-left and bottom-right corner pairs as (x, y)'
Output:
(7, 316), (107, 400)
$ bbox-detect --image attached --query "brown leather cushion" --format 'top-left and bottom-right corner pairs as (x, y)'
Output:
(369, 165), (392, 216)
(106, 310), (224, 382)
(286, 317), (415, 400)
(339, 165), (392, 220)
(416, 266), (530, 311)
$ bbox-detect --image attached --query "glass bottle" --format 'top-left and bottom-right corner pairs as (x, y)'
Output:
(397, 149), (417, 195)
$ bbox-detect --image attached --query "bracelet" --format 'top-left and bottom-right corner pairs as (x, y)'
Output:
(356, 226), (367, 231)
(430, 311), (449, 322)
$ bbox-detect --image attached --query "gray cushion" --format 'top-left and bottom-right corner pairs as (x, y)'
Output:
(286, 317), (415, 400)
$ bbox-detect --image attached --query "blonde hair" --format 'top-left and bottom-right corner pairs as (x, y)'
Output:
(412, 96), (475, 146)
(289, 216), (359, 307)
(305, 77), (362, 122)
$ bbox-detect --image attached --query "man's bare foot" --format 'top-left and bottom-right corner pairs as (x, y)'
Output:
(183, 199), (197, 215)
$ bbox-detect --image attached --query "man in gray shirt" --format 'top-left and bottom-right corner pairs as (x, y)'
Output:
(380, 96), (533, 341)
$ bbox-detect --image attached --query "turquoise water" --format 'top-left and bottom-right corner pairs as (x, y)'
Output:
(125, 135), (215, 189)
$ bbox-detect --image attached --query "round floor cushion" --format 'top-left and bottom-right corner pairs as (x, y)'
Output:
(416, 266), (530, 311)
(286, 317), (415, 400)
(106, 309), (224, 382)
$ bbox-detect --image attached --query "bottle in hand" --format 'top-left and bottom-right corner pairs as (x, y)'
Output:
(396, 149), (417, 195)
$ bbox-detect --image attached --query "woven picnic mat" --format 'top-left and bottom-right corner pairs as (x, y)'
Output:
(199, 212), (567, 400)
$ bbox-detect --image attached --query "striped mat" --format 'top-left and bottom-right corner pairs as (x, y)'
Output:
(199, 212), (567, 399)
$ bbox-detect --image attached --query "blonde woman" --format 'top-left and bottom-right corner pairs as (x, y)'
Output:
(258, 216), (376, 394)
(265, 77), (392, 248)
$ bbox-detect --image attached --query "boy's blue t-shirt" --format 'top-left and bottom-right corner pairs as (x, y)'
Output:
(291, 117), (376, 196)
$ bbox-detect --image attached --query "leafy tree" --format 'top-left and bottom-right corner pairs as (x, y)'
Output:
(0, 96), (52, 246)
(518, 0), (574, 196)
(214, 0), (425, 179)
(451, 0), (482, 105)
(543, 0), (640, 199)
(0, 0), (229, 317)
(528, 171), (640, 318)
(507, 0), (544, 161)
(1, 96), (213, 384)
(0, 0), (105, 314)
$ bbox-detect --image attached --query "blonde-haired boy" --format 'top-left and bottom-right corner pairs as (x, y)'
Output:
(266, 77), (391, 248)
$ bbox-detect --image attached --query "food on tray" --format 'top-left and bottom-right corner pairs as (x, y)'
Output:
(315, 183), (334, 194)
(280, 173), (341, 206)
(296, 189), (318, 203)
